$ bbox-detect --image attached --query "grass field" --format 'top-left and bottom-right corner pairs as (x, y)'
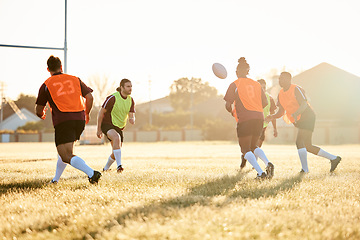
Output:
(0, 142), (359, 240)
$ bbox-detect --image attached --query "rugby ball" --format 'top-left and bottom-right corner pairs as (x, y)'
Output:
(212, 63), (227, 79)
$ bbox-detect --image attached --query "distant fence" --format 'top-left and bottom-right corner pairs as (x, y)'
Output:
(0, 132), (54, 143)
(78, 125), (203, 144)
(264, 122), (360, 145)
(1, 122), (360, 144)
(0, 126), (204, 144)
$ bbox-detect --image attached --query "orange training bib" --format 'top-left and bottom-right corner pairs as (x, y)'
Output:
(233, 78), (263, 113)
(45, 74), (86, 112)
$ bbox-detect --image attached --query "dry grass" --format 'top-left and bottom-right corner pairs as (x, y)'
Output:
(0, 142), (359, 240)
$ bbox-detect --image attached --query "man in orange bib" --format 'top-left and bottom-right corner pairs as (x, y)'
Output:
(35, 55), (101, 184)
(266, 72), (341, 173)
(224, 57), (274, 179)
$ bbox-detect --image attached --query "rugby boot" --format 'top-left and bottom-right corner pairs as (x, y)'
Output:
(89, 171), (102, 184)
(330, 156), (341, 172)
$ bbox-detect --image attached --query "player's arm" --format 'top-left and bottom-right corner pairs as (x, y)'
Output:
(35, 104), (46, 120)
(266, 104), (285, 122)
(84, 93), (93, 124)
(292, 87), (308, 121)
(224, 83), (236, 115)
(128, 98), (136, 124)
(96, 107), (107, 138)
(269, 96), (278, 137)
(35, 84), (48, 120)
(261, 88), (268, 108)
(225, 101), (233, 114)
(129, 112), (135, 124)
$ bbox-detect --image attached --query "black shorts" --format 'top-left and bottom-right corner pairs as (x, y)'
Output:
(259, 127), (267, 141)
(237, 119), (263, 138)
(54, 120), (85, 146)
(101, 123), (124, 142)
(293, 108), (316, 132)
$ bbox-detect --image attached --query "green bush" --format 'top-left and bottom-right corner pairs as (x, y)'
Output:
(202, 119), (236, 140)
(17, 121), (44, 132)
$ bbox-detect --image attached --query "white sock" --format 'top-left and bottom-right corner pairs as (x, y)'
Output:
(254, 148), (270, 166)
(103, 155), (115, 170)
(317, 149), (337, 160)
(298, 148), (309, 172)
(244, 151), (264, 175)
(53, 155), (67, 182)
(70, 156), (94, 177)
(113, 149), (122, 167)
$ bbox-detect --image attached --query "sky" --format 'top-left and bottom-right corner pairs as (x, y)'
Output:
(0, 0), (359, 104)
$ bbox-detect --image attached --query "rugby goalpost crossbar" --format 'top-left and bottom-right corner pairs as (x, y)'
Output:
(0, 0), (67, 123)
(0, 0), (68, 73)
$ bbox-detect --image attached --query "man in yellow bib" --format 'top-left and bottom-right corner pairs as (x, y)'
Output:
(257, 79), (278, 147)
(97, 79), (135, 173)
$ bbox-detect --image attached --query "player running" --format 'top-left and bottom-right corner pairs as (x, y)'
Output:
(96, 79), (135, 173)
(35, 55), (101, 184)
(266, 72), (341, 173)
(224, 57), (274, 179)
(239, 79), (278, 169)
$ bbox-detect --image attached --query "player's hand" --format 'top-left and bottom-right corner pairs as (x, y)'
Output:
(292, 113), (298, 124)
(129, 117), (135, 124)
(40, 107), (48, 120)
(85, 113), (90, 124)
(96, 129), (103, 139)
(273, 129), (278, 138)
(265, 115), (272, 123)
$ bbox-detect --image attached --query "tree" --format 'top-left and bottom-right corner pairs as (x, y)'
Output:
(169, 77), (218, 111)
(87, 74), (117, 107)
(17, 121), (44, 132)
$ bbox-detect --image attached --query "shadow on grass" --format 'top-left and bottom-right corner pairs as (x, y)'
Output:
(0, 179), (48, 196)
(96, 171), (305, 236)
(227, 173), (304, 200)
(7, 170), (306, 238)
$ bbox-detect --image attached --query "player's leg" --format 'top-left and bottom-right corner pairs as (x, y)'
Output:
(240, 154), (247, 169)
(51, 155), (67, 183)
(106, 129), (123, 173)
(252, 121), (274, 178)
(238, 120), (265, 177)
(55, 121), (101, 184)
(57, 142), (91, 175)
(103, 140), (116, 171)
(256, 127), (266, 148)
(100, 124), (115, 171)
(239, 136), (265, 177)
(301, 129), (341, 172)
(296, 128), (309, 173)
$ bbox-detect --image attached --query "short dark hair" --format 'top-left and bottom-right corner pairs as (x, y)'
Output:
(257, 79), (266, 85)
(280, 71), (292, 79)
(47, 55), (62, 72)
(116, 78), (131, 91)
